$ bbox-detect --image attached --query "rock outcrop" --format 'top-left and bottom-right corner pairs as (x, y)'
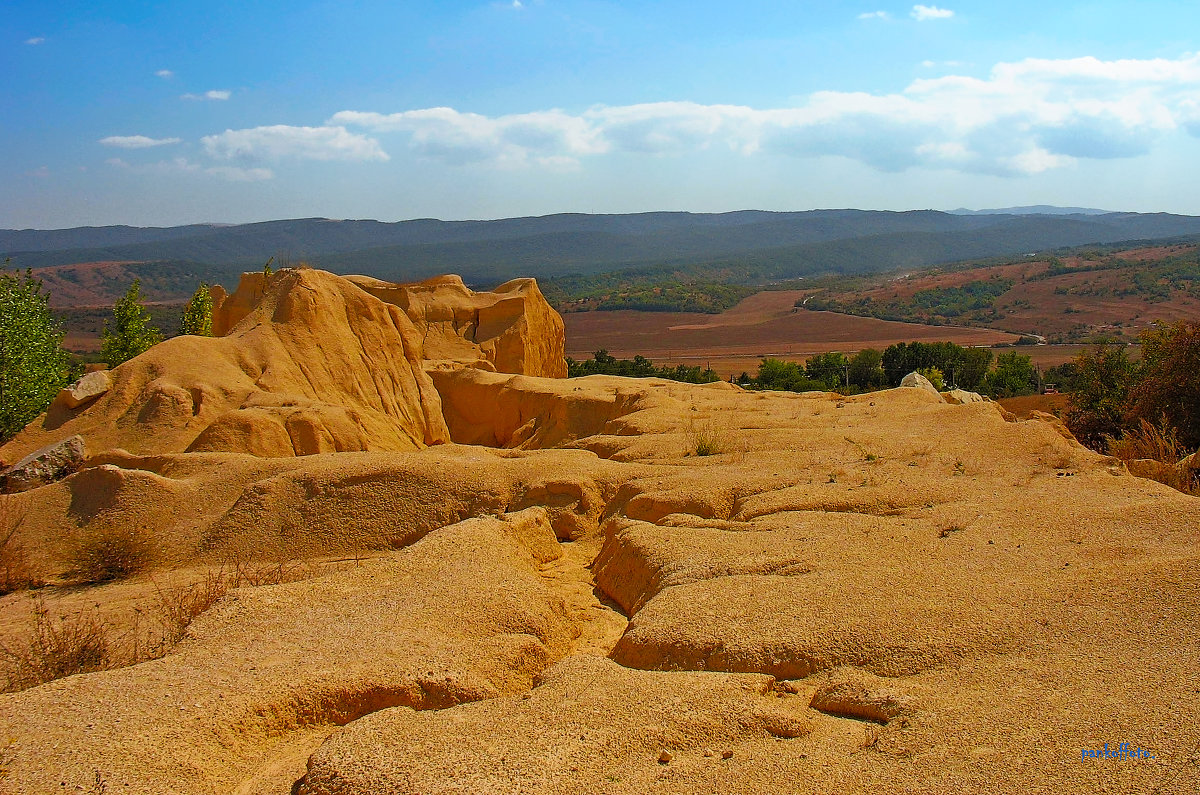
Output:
(3, 270), (1200, 795)
(347, 273), (567, 377)
(2, 269), (451, 460)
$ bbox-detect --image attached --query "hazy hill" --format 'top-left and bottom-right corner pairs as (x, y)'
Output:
(8, 209), (1200, 307)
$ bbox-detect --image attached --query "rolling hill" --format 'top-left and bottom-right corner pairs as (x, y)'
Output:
(7, 210), (1200, 306)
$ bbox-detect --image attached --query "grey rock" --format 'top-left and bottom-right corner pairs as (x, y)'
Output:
(0, 435), (87, 494)
(57, 370), (111, 409)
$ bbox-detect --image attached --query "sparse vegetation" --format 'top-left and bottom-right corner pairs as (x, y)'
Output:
(68, 527), (153, 585)
(0, 600), (114, 693)
(0, 527), (45, 595)
(687, 420), (725, 457)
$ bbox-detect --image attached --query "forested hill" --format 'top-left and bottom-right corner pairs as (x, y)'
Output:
(6, 209), (1200, 302)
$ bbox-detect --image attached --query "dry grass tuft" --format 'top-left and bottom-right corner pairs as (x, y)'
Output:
(0, 527), (44, 595)
(686, 419), (727, 457)
(68, 527), (153, 585)
(1107, 418), (1198, 495)
(1, 600), (114, 693)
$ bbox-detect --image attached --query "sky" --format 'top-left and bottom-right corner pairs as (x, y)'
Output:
(3, 1), (1200, 229)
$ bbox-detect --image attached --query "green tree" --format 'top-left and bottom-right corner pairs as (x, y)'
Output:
(848, 348), (885, 390)
(101, 279), (163, 367)
(0, 263), (71, 442)
(805, 351), (849, 390)
(1127, 321), (1200, 450)
(1063, 341), (1135, 452)
(955, 347), (993, 391)
(981, 352), (1037, 398)
(179, 283), (213, 337)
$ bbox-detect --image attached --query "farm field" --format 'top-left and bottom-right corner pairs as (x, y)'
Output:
(564, 290), (1018, 377)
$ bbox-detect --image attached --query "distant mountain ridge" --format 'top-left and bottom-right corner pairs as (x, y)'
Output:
(7, 209), (1200, 305)
(950, 205), (1113, 216)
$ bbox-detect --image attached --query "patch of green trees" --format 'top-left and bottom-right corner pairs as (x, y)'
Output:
(567, 350), (720, 384)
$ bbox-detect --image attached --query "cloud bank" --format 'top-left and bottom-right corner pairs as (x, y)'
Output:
(318, 53), (1200, 177)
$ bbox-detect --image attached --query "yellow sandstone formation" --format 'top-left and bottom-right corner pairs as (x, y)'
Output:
(0, 268), (1197, 794)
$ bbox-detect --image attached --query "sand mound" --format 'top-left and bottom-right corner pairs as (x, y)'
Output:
(2, 270), (1199, 794)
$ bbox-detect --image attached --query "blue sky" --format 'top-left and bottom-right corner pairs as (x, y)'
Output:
(3, 1), (1200, 228)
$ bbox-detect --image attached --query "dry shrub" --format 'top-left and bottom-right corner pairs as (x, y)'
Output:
(151, 571), (230, 648)
(1107, 418), (1198, 495)
(0, 527), (45, 595)
(150, 558), (316, 649)
(68, 527), (152, 585)
(1, 600), (113, 693)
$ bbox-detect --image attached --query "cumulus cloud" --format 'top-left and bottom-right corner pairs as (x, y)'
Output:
(155, 69), (174, 79)
(911, 5), (954, 20)
(201, 125), (389, 162)
(857, 11), (889, 20)
(24, 37), (45, 45)
(182, 90), (231, 100)
(329, 53), (1200, 177)
(99, 135), (182, 149)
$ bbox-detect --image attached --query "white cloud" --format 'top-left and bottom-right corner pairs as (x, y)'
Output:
(857, 11), (889, 20)
(329, 109), (601, 166)
(512, 0), (523, 7)
(24, 37), (45, 45)
(99, 135), (182, 149)
(205, 165), (274, 181)
(155, 69), (174, 79)
(105, 156), (275, 181)
(911, 5), (954, 20)
(202, 125), (389, 162)
(330, 53), (1200, 178)
(182, 90), (231, 101)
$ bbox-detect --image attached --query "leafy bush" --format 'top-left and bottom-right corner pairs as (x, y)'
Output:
(178, 283), (213, 337)
(0, 262), (71, 442)
(1064, 341), (1135, 451)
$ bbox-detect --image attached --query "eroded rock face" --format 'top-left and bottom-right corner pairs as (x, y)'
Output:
(1, 269), (450, 460)
(348, 273), (567, 378)
(0, 434), (86, 493)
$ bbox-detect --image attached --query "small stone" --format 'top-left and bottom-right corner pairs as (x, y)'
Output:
(703, 748), (714, 758)
(721, 750), (733, 759)
(657, 750), (672, 764)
